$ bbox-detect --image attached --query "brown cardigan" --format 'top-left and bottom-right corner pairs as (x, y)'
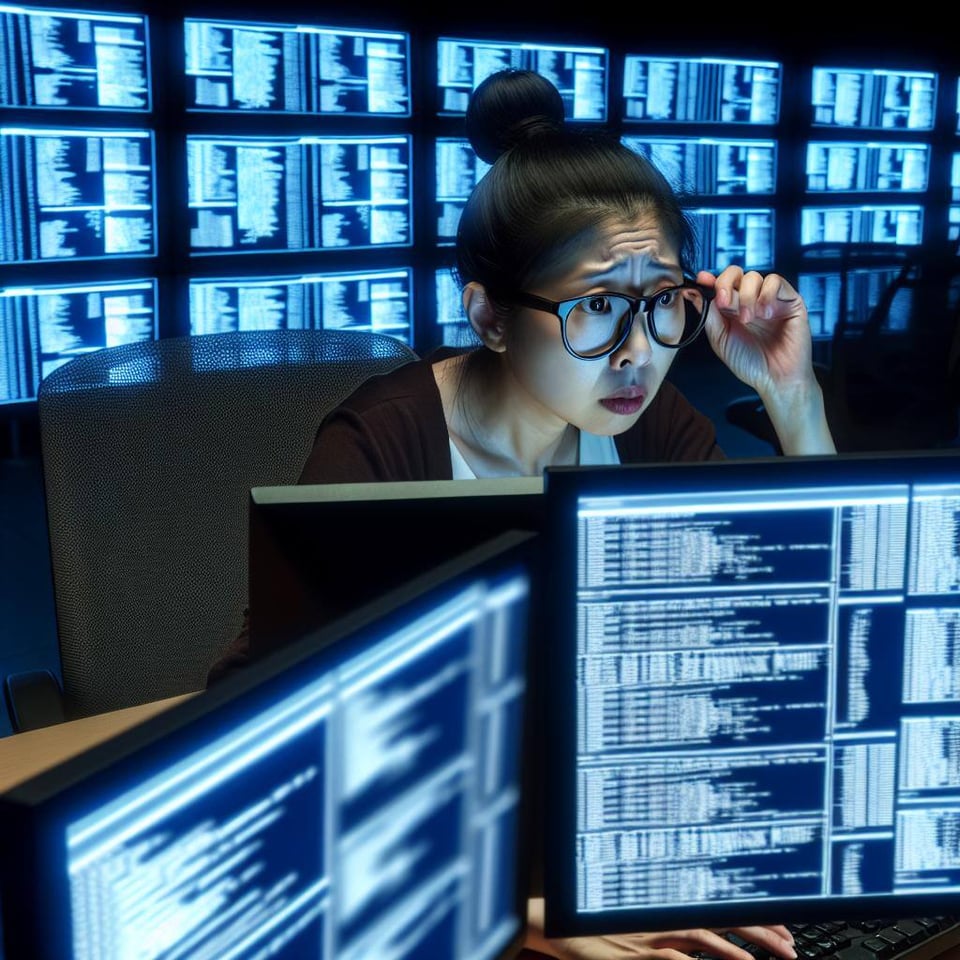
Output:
(208, 347), (724, 686)
(297, 346), (724, 483)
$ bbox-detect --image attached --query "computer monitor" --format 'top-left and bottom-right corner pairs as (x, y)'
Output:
(188, 268), (414, 341)
(0, 125), (156, 262)
(0, 4), (151, 110)
(187, 133), (413, 254)
(436, 36), (608, 120)
(621, 55), (782, 124)
(0, 529), (537, 960)
(621, 136), (778, 196)
(246, 477), (544, 657)
(540, 449), (960, 937)
(183, 18), (411, 115)
(798, 262), (915, 340)
(811, 67), (937, 130)
(800, 204), (924, 246)
(687, 206), (775, 273)
(435, 137), (492, 245)
(804, 142), (930, 194)
(0, 277), (158, 404)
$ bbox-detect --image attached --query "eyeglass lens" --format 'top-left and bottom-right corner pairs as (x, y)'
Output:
(564, 286), (707, 358)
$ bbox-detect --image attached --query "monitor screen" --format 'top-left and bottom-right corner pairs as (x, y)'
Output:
(540, 450), (960, 937)
(188, 268), (413, 342)
(686, 207), (774, 273)
(436, 36), (608, 120)
(798, 265), (914, 339)
(435, 137), (491, 245)
(187, 133), (412, 254)
(950, 153), (960, 242)
(622, 136), (777, 196)
(811, 67), (937, 130)
(0, 530), (537, 960)
(0, 3), (150, 110)
(0, 277), (157, 404)
(435, 266), (477, 347)
(621, 56), (781, 124)
(184, 18), (411, 115)
(805, 141), (930, 193)
(800, 204), (924, 246)
(0, 125), (156, 262)
(800, 203), (924, 246)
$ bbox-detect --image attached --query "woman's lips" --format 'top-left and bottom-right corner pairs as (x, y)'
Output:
(600, 386), (645, 416)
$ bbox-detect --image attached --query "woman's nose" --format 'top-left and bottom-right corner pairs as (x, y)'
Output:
(610, 311), (653, 368)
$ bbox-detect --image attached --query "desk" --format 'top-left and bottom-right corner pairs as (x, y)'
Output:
(5, 698), (960, 960)
(0, 692), (196, 794)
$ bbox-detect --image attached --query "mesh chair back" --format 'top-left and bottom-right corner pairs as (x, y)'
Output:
(37, 329), (418, 718)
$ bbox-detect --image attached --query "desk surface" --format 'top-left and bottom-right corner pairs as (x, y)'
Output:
(5, 696), (960, 960)
(0, 693), (196, 794)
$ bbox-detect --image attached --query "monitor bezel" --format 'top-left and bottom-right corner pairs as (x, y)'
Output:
(246, 477), (545, 658)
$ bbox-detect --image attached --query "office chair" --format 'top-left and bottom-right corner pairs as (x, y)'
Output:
(6, 329), (418, 730)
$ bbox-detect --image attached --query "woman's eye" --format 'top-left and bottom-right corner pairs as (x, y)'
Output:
(584, 296), (611, 314)
(655, 287), (680, 308)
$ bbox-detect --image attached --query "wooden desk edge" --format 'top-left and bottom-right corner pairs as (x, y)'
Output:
(913, 930), (960, 960)
(0, 692), (199, 793)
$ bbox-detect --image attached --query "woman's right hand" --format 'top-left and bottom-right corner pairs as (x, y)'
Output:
(524, 898), (797, 960)
(697, 265), (836, 455)
(532, 927), (797, 960)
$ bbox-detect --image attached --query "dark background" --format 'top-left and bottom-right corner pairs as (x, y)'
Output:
(3, 4), (959, 735)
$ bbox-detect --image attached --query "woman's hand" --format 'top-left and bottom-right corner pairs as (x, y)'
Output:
(697, 266), (813, 398)
(536, 927), (797, 960)
(525, 898), (797, 960)
(696, 266), (836, 455)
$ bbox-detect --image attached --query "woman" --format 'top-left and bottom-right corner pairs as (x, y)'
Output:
(296, 70), (833, 487)
(213, 67), (832, 959)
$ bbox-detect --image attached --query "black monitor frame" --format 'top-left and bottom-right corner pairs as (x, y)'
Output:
(246, 476), (545, 657)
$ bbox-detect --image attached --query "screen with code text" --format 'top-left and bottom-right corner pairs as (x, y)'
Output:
(543, 452), (960, 937)
(0, 531), (536, 960)
(184, 18), (410, 114)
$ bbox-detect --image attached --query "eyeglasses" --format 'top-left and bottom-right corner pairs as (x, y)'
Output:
(510, 279), (714, 360)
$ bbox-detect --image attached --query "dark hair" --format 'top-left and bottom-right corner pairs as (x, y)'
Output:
(455, 69), (697, 310)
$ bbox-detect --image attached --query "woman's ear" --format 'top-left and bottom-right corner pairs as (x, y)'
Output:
(462, 282), (507, 353)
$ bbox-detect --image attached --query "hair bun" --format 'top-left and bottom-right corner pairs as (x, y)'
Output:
(465, 68), (565, 164)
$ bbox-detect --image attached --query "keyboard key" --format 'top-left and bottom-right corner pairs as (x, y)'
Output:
(861, 935), (895, 959)
(890, 921), (924, 945)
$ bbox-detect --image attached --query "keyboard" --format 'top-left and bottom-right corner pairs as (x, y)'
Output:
(721, 917), (960, 960)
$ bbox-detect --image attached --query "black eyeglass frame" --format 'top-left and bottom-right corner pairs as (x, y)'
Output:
(509, 278), (715, 359)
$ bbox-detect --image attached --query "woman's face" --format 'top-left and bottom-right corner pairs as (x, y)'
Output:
(499, 216), (687, 436)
